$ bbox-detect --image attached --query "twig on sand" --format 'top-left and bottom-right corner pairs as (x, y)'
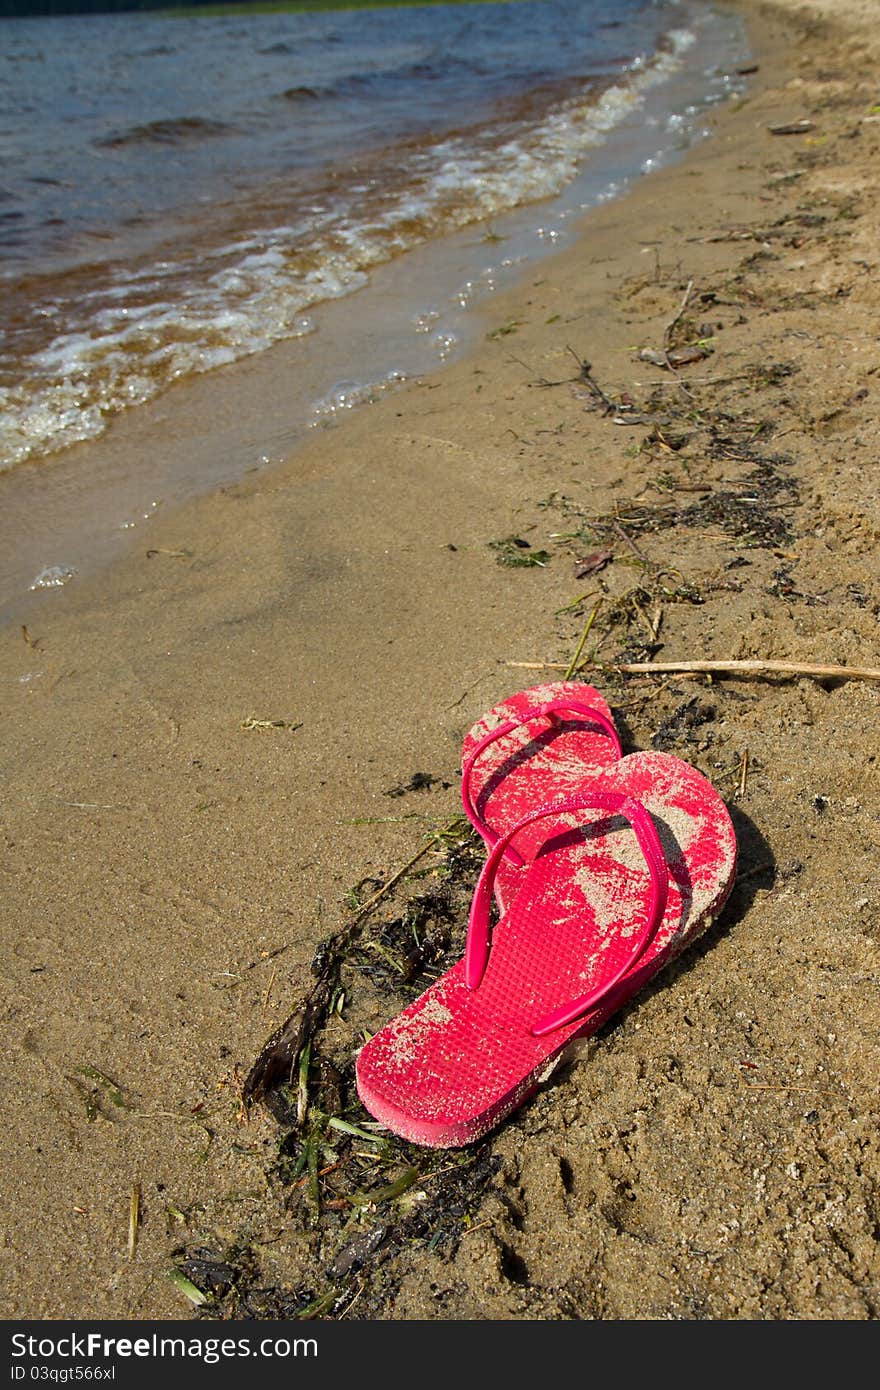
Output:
(505, 658), (880, 683)
(508, 354), (576, 389)
(611, 517), (651, 566)
(664, 278), (695, 349)
(261, 964), (278, 1017)
(128, 1184), (140, 1261)
(564, 599), (603, 680)
(446, 670), (494, 710)
(737, 750), (750, 798)
(566, 345), (615, 414)
(734, 860), (775, 884)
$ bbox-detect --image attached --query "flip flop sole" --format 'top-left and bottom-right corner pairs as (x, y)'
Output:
(357, 752), (736, 1148)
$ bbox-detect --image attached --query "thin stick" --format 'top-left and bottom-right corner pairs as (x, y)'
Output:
(458, 1218), (496, 1238)
(128, 1184), (140, 1261)
(664, 278), (694, 348)
(632, 371), (758, 388)
(739, 1082), (838, 1093)
(737, 750), (749, 798)
(338, 1282), (366, 1320)
(611, 517), (651, 565)
(632, 599), (658, 643)
(505, 658), (880, 683)
(564, 599), (602, 680)
(261, 964), (277, 1017)
(735, 860), (774, 883)
(508, 661), (588, 670)
(446, 670), (493, 710)
(349, 824), (459, 918)
(292, 1160), (343, 1191)
(296, 1040), (311, 1128)
(566, 346), (615, 413)
(604, 659), (880, 682)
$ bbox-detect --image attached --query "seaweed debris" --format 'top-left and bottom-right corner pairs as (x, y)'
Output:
(489, 536), (551, 567)
(584, 458), (798, 551)
(651, 696), (717, 751)
(383, 771), (449, 798)
(174, 819), (499, 1319)
(171, 1140), (500, 1320)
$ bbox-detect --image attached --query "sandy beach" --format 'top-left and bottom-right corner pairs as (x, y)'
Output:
(1, 0), (878, 1320)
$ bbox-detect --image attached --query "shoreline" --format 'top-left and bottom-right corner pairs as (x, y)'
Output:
(0, 0), (749, 621)
(1, 0), (879, 1320)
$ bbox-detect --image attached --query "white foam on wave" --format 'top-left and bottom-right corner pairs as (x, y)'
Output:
(309, 370), (407, 424)
(29, 564), (77, 591)
(0, 23), (736, 471)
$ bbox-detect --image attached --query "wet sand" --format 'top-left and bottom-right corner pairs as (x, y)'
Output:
(1, 0), (878, 1320)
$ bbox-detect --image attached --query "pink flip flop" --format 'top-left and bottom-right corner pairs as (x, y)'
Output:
(460, 681), (622, 911)
(356, 752), (737, 1148)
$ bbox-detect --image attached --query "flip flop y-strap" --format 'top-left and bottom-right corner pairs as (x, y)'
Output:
(465, 789), (669, 1036)
(460, 699), (623, 869)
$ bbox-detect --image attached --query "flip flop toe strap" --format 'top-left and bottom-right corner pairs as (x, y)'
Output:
(461, 699), (622, 869)
(464, 789), (669, 1037)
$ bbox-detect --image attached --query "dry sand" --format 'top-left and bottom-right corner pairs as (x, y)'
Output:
(1, 0), (878, 1321)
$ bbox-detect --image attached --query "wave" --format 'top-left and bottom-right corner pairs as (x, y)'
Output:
(274, 52), (566, 109)
(95, 116), (238, 149)
(0, 24), (731, 471)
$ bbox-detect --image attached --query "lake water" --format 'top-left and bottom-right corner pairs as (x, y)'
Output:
(0, 0), (750, 606)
